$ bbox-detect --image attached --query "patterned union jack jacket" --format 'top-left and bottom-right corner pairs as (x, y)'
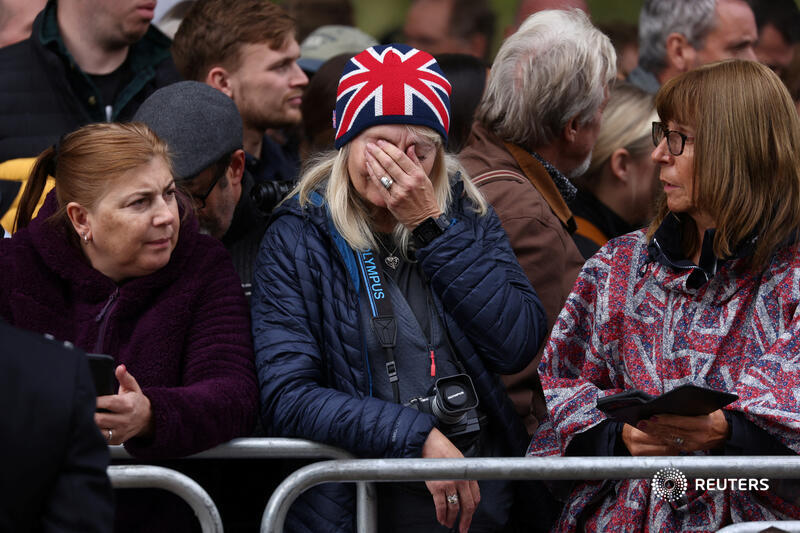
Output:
(529, 219), (800, 532)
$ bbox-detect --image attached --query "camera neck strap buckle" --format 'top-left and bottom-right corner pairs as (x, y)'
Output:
(357, 249), (401, 403)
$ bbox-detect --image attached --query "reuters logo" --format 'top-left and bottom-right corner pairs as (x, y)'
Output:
(652, 467), (688, 501)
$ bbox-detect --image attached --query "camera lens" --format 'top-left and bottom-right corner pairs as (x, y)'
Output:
(440, 383), (469, 409)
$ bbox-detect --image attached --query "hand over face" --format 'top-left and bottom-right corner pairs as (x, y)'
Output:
(632, 409), (730, 453)
(421, 428), (481, 533)
(95, 364), (154, 445)
(365, 138), (442, 230)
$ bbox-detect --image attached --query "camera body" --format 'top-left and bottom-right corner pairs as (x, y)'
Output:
(251, 180), (294, 214)
(406, 374), (482, 440)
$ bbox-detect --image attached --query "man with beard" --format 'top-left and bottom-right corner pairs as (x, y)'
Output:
(134, 81), (267, 299)
(0, 0), (180, 161)
(172, 0), (308, 185)
(459, 9), (615, 439)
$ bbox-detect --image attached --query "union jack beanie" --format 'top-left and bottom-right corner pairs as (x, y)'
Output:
(333, 44), (452, 149)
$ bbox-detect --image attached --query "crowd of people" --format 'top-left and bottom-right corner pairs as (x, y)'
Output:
(1, 0), (800, 532)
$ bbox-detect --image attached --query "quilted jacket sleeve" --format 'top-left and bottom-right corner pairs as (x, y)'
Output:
(251, 214), (436, 459)
(416, 201), (547, 375)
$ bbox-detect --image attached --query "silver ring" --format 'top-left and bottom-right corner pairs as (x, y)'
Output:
(106, 429), (113, 442)
(674, 436), (684, 446)
(446, 493), (459, 505)
(379, 176), (393, 190)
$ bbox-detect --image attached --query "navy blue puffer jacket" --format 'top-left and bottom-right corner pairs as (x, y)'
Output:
(251, 179), (547, 532)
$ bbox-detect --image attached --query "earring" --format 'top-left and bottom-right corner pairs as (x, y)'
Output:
(81, 232), (89, 243)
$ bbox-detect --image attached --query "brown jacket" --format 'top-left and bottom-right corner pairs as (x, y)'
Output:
(459, 121), (585, 434)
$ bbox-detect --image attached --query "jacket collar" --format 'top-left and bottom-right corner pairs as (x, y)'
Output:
(646, 213), (757, 289)
(504, 142), (577, 233)
(271, 177), (469, 292)
(222, 171), (267, 246)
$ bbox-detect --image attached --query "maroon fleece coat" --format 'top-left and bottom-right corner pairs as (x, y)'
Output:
(0, 192), (258, 459)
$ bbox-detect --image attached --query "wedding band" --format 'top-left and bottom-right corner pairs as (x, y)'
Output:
(106, 429), (113, 442)
(446, 493), (459, 505)
(674, 436), (684, 446)
(379, 176), (393, 190)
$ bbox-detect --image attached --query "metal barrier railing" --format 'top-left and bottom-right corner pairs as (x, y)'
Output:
(717, 521), (800, 532)
(109, 438), (376, 532)
(260, 455), (800, 533)
(108, 465), (223, 533)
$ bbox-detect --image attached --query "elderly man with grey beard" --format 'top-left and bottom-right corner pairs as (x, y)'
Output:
(459, 8), (615, 439)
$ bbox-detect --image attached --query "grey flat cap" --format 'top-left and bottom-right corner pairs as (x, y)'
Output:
(133, 81), (243, 180)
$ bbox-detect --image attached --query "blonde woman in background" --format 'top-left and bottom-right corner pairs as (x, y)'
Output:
(569, 82), (660, 258)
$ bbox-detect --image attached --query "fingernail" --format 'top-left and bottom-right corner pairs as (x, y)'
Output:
(637, 421), (648, 430)
(366, 142), (376, 151)
(376, 139), (385, 146)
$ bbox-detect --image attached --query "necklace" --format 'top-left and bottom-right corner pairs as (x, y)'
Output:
(377, 236), (400, 269)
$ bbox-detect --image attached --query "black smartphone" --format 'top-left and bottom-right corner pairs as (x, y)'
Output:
(86, 353), (116, 397)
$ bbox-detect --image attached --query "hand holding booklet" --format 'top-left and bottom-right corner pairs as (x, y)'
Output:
(595, 384), (738, 426)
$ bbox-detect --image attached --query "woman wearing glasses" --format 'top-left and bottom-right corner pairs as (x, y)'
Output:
(529, 59), (800, 531)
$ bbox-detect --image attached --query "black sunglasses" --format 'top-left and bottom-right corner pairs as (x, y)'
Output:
(652, 122), (694, 156)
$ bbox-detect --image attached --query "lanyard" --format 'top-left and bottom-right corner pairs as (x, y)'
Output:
(356, 249), (401, 403)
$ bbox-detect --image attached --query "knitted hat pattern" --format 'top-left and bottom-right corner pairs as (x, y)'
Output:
(333, 44), (452, 149)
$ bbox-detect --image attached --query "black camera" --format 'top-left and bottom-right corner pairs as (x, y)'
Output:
(406, 374), (482, 440)
(251, 180), (294, 214)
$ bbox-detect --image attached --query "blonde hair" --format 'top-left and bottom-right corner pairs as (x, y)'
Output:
(647, 60), (800, 270)
(291, 125), (487, 256)
(581, 82), (656, 180)
(16, 123), (174, 232)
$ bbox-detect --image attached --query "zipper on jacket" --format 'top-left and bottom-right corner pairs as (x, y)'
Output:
(93, 288), (119, 354)
(428, 346), (436, 377)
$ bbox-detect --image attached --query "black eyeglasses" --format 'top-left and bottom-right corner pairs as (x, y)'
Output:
(652, 122), (695, 156)
(189, 169), (225, 209)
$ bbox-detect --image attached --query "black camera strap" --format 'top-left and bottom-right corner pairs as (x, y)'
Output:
(356, 249), (401, 404)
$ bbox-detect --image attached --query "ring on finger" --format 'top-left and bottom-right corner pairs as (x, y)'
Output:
(379, 176), (393, 190)
(106, 428), (113, 442)
(446, 493), (459, 505)
(673, 436), (684, 447)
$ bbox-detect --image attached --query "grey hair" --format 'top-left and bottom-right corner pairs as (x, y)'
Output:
(288, 125), (487, 257)
(637, 0), (717, 74)
(475, 9), (616, 149)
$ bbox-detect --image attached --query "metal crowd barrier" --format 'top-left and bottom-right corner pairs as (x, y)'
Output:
(108, 465), (223, 533)
(109, 438), (376, 532)
(717, 522), (800, 532)
(260, 455), (800, 533)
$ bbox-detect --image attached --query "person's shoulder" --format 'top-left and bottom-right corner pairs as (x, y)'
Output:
(583, 229), (648, 269)
(269, 193), (328, 233)
(0, 322), (83, 376)
(0, 36), (42, 90)
(0, 35), (36, 62)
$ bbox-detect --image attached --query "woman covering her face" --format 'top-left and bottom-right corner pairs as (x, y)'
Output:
(251, 44), (548, 533)
(529, 60), (800, 531)
(0, 123), (258, 528)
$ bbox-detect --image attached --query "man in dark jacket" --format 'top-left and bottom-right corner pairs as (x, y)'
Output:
(0, 0), (181, 161)
(134, 81), (268, 298)
(0, 320), (113, 533)
(172, 0), (306, 184)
